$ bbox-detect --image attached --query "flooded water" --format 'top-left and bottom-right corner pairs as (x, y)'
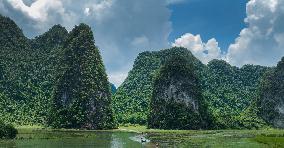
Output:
(0, 130), (155, 148)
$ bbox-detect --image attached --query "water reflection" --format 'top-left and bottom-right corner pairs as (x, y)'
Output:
(0, 131), (154, 148)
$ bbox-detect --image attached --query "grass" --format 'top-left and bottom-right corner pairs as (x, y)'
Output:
(16, 125), (45, 134)
(146, 129), (284, 147)
(4, 125), (284, 147)
(118, 125), (284, 147)
(118, 124), (148, 133)
(253, 133), (284, 147)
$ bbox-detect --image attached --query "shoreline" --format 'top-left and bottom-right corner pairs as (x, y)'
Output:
(1, 125), (284, 147)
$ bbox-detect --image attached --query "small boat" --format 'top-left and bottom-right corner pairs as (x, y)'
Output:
(141, 137), (147, 143)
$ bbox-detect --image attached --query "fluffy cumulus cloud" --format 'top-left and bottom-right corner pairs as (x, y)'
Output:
(0, 0), (172, 86)
(226, 0), (284, 66)
(172, 33), (223, 64)
(174, 0), (284, 67)
(2, 0), (283, 86)
(7, 0), (63, 21)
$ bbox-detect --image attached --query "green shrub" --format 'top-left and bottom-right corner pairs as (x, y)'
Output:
(0, 121), (18, 139)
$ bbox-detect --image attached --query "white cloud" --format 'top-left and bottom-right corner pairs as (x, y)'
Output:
(83, 0), (113, 21)
(172, 33), (223, 64)
(1, 0), (77, 35)
(226, 0), (284, 66)
(0, 0), (172, 86)
(173, 0), (284, 67)
(84, 7), (90, 16)
(108, 71), (128, 88)
(7, 0), (65, 22)
(7, 0), (284, 86)
(1, 0), (115, 33)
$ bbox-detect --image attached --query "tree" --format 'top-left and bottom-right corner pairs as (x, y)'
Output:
(0, 120), (18, 139)
(49, 24), (117, 129)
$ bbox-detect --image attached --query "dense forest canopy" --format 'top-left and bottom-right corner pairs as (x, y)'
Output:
(112, 47), (204, 124)
(0, 15), (60, 124)
(202, 60), (270, 129)
(114, 47), (270, 129)
(258, 57), (284, 128)
(0, 121), (17, 139)
(148, 55), (213, 129)
(0, 15), (116, 129)
(1, 15), (283, 130)
(49, 24), (116, 129)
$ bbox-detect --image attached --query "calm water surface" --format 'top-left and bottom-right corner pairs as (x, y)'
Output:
(0, 131), (155, 148)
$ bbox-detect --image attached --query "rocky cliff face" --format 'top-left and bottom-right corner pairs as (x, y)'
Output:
(164, 82), (199, 111)
(113, 47), (204, 124)
(148, 55), (212, 130)
(0, 15), (116, 128)
(114, 46), (269, 129)
(258, 57), (284, 128)
(50, 24), (117, 129)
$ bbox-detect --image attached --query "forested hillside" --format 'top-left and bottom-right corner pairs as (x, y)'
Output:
(203, 60), (269, 129)
(113, 48), (205, 124)
(0, 15), (279, 130)
(0, 15), (115, 128)
(258, 57), (284, 128)
(49, 24), (116, 129)
(148, 55), (213, 129)
(114, 47), (270, 129)
(0, 15), (67, 125)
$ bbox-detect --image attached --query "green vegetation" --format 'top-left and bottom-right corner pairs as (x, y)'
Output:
(146, 128), (284, 147)
(0, 15), (116, 129)
(0, 14), (283, 133)
(0, 15), (69, 125)
(258, 57), (284, 128)
(1, 126), (284, 147)
(148, 55), (213, 129)
(119, 126), (284, 147)
(0, 15), (62, 125)
(0, 121), (17, 139)
(114, 47), (270, 129)
(113, 48), (204, 125)
(203, 60), (269, 129)
(49, 24), (116, 129)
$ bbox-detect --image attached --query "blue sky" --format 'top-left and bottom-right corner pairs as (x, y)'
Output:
(1, 0), (284, 86)
(168, 0), (247, 50)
